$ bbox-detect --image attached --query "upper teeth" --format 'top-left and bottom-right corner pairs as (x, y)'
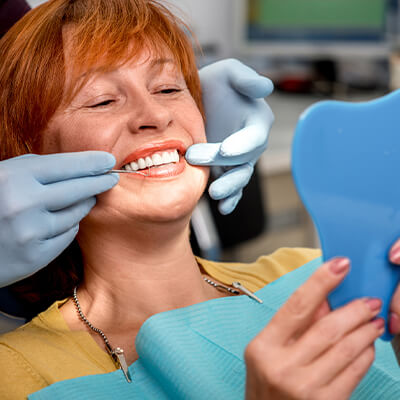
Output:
(123, 150), (180, 171)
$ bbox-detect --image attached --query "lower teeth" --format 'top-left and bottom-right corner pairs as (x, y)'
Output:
(138, 162), (175, 171)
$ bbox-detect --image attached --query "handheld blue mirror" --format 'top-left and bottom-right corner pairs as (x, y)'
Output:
(292, 90), (400, 341)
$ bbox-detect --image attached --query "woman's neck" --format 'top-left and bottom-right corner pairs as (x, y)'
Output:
(70, 217), (216, 332)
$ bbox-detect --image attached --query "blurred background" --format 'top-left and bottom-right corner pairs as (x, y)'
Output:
(26, 0), (400, 262)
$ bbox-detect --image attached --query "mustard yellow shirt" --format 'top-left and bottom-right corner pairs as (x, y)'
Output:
(0, 247), (321, 400)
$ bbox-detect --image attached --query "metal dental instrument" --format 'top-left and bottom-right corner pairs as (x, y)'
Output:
(108, 169), (149, 176)
(232, 282), (263, 304)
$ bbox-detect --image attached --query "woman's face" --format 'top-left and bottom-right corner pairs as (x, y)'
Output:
(41, 50), (209, 225)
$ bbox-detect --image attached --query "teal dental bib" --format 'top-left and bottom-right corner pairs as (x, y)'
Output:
(29, 257), (400, 399)
(292, 90), (400, 341)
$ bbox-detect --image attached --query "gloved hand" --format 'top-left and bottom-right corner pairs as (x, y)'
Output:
(185, 59), (274, 215)
(0, 152), (118, 287)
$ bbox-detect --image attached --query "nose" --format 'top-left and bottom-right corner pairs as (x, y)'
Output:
(127, 93), (173, 134)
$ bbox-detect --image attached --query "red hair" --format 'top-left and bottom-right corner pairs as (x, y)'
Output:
(0, 0), (203, 317)
(0, 0), (203, 160)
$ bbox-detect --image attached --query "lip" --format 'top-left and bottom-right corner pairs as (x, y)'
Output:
(139, 157), (186, 178)
(121, 140), (187, 168)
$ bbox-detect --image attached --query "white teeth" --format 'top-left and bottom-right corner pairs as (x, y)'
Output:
(124, 149), (180, 171)
(130, 161), (139, 171)
(171, 150), (179, 162)
(145, 156), (153, 168)
(137, 158), (146, 169)
(152, 153), (163, 166)
(161, 152), (172, 164)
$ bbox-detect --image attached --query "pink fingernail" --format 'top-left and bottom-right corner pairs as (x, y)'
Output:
(329, 258), (350, 275)
(390, 248), (400, 264)
(372, 318), (385, 330)
(365, 298), (382, 312)
(389, 313), (400, 334)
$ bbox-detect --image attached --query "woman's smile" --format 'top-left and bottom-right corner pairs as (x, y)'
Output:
(120, 139), (187, 179)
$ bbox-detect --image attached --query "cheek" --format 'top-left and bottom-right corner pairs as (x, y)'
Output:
(195, 120), (207, 144)
(177, 100), (206, 144)
(41, 116), (118, 154)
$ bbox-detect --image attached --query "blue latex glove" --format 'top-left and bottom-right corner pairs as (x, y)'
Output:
(185, 59), (274, 215)
(0, 152), (118, 287)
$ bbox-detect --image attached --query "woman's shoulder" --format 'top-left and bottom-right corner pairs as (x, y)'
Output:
(0, 298), (115, 398)
(0, 298), (69, 348)
(0, 301), (67, 399)
(257, 247), (322, 267)
(198, 247), (322, 292)
(0, 341), (47, 399)
(0, 299), (73, 376)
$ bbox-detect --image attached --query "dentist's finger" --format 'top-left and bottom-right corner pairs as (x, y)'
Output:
(226, 59), (274, 98)
(220, 109), (274, 157)
(12, 154), (37, 161)
(31, 152), (116, 184)
(185, 143), (221, 165)
(39, 224), (80, 265)
(7, 225), (83, 285)
(218, 190), (243, 215)
(208, 164), (253, 200)
(219, 124), (267, 158)
(44, 173), (119, 211)
(44, 197), (97, 239)
(186, 143), (261, 167)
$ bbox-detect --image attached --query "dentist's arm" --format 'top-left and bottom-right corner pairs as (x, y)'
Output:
(0, 152), (118, 287)
(186, 59), (274, 215)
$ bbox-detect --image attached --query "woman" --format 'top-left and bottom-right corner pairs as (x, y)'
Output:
(0, 1), (398, 399)
(0, 0), (273, 295)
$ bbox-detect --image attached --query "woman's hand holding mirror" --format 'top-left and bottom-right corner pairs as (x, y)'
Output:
(244, 258), (384, 400)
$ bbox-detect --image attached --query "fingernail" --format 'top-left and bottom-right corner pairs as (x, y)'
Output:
(365, 298), (382, 312)
(390, 313), (400, 334)
(390, 247), (400, 264)
(329, 258), (350, 275)
(372, 318), (385, 330)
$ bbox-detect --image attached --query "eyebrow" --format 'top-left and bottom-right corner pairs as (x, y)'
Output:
(77, 58), (176, 79)
(150, 58), (175, 68)
(74, 58), (178, 88)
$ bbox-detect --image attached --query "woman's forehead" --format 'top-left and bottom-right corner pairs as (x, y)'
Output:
(63, 29), (180, 78)
(62, 29), (184, 102)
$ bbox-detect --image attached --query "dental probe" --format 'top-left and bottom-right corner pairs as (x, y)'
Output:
(107, 169), (149, 176)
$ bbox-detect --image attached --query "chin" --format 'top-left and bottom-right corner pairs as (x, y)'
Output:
(94, 165), (209, 225)
(139, 193), (200, 223)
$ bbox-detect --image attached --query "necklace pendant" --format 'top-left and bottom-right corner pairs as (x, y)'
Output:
(232, 282), (263, 304)
(112, 347), (132, 383)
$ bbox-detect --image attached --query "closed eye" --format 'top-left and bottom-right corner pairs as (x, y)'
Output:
(89, 99), (115, 108)
(159, 88), (182, 94)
